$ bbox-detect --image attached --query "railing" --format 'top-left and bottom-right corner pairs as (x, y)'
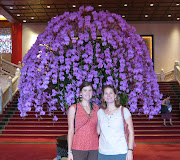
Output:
(0, 68), (20, 114)
(1, 59), (22, 76)
(174, 61), (180, 84)
(156, 61), (180, 82)
(0, 55), (21, 114)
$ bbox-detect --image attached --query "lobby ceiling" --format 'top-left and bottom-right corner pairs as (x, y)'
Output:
(0, 0), (180, 23)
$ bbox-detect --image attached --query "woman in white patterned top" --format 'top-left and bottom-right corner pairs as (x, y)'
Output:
(97, 85), (134, 160)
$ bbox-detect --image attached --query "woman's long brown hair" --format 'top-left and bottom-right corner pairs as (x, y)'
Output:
(101, 85), (121, 109)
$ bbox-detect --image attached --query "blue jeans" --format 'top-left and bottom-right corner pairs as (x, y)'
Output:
(98, 152), (126, 160)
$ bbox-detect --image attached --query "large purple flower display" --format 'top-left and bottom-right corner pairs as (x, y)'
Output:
(18, 6), (162, 120)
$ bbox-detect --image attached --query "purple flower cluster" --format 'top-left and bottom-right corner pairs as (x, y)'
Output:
(18, 6), (162, 120)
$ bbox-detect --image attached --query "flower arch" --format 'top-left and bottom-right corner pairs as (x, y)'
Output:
(18, 6), (162, 120)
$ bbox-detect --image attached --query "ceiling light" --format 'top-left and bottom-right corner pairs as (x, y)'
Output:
(168, 14), (171, 17)
(124, 4), (128, 7)
(23, 20), (26, 22)
(0, 15), (7, 20)
(47, 5), (50, 8)
(72, 5), (76, 8)
(22, 6), (26, 9)
(31, 17), (34, 19)
(150, 3), (154, 7)
(122, 15), (125, 18)
(10, 7), (13, 9)
(176, 3), (180, 6)
(177, 18), (180, 20)
(98, 4), (102, 7)
(17, 14), (20, 16)
(145, 15), (148, 17)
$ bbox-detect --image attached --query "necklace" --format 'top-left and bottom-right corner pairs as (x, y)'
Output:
(105, 108), (118, 115)
(81, 103), (92, 118)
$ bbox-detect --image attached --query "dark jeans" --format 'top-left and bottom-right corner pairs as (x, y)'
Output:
(72, 149), (98, 160)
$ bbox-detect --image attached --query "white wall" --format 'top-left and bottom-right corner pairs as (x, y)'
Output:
(22, 22), (180, 73)
(22, 23), (47, 58)
(129, 21), (180, 73)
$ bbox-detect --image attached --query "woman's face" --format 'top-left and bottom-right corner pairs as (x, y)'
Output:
(80, 85), (93, 101)
(167, 96), (170, 100)
(103, 87), (116, 103)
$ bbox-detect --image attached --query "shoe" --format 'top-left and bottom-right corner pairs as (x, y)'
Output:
(163, 124), (166, 126)
(170, 123), (173, 126)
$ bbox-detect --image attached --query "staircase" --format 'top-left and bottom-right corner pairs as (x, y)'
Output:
(0, 82), (180, 140)
(0, 92), (68, 139)
(134, 81), (180, 140)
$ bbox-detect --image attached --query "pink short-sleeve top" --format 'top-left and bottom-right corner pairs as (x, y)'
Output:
(72, 103), (99, 150)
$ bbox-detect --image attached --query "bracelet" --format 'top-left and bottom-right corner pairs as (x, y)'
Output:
(128, 149), (133, 151)
(67, 151), (72, 154)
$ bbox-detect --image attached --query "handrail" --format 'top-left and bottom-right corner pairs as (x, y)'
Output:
(164, 69), (174, 76)
(156, 69), (175, 81)
(1, 59), (21, 76)
(0, 68), (20, 114)
(175, 66), (180, 84)
(2, 59), (21, 69)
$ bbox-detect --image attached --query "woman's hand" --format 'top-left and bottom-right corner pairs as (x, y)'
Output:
(126, 150), (133, 160)
(68, 152), (73, 160)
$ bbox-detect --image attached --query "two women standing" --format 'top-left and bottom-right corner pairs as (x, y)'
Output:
(67, 82), (134, 160)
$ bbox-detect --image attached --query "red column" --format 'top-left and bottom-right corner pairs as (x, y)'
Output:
(11, 23), (22, 65)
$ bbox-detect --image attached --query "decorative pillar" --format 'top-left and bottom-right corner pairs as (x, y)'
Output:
(18, 61), (22, 68)
(174, 61), (179, 81)
(0, 87), (2, 114)
(11, 23), (22, 65)
(0, 54), (2, 72)
(8, 76), (12, 102)
(160, 69), (165, 81)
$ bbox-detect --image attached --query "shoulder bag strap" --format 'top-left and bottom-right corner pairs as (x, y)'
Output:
(121, 106), (126, 124)
(74, 104), (77, 132)
(74, 103), (93, 133)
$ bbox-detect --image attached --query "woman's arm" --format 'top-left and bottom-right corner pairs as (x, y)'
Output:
(162, 99), (167, 106)
(97, 109), (101, 135)
(126, 116), (134, 160)
(67, 105), (76, 160)
(97, 123), (101, 135)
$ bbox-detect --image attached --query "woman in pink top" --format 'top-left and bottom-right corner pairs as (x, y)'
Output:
(68, 81), (99, 160)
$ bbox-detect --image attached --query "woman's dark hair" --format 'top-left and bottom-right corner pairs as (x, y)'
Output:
(101, 85), (121, 109)
(79, 82), (93, 105)
(165, 94), (170, 98)
(79, 81), (93, 92)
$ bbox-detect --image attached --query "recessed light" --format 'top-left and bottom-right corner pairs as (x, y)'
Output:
(122, 15), (125, 18)
(124, 4), (128, 7)
(22, 6), (26, 9)
(47, 5), (50, 8)
(176, 3), (180, 6)
(23, 20), (26, 23)
(168, 14), (171, 17)
(177, 18), (180, 20)
(31, 17), (34, 19)
(72, 5), (76, 8)
(145, 15), (148, 17)
(98, 4), (102, 7)
(17, 14), (20, 16)
(150, 3), (154, 7)
(10, 7), (13, 9)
